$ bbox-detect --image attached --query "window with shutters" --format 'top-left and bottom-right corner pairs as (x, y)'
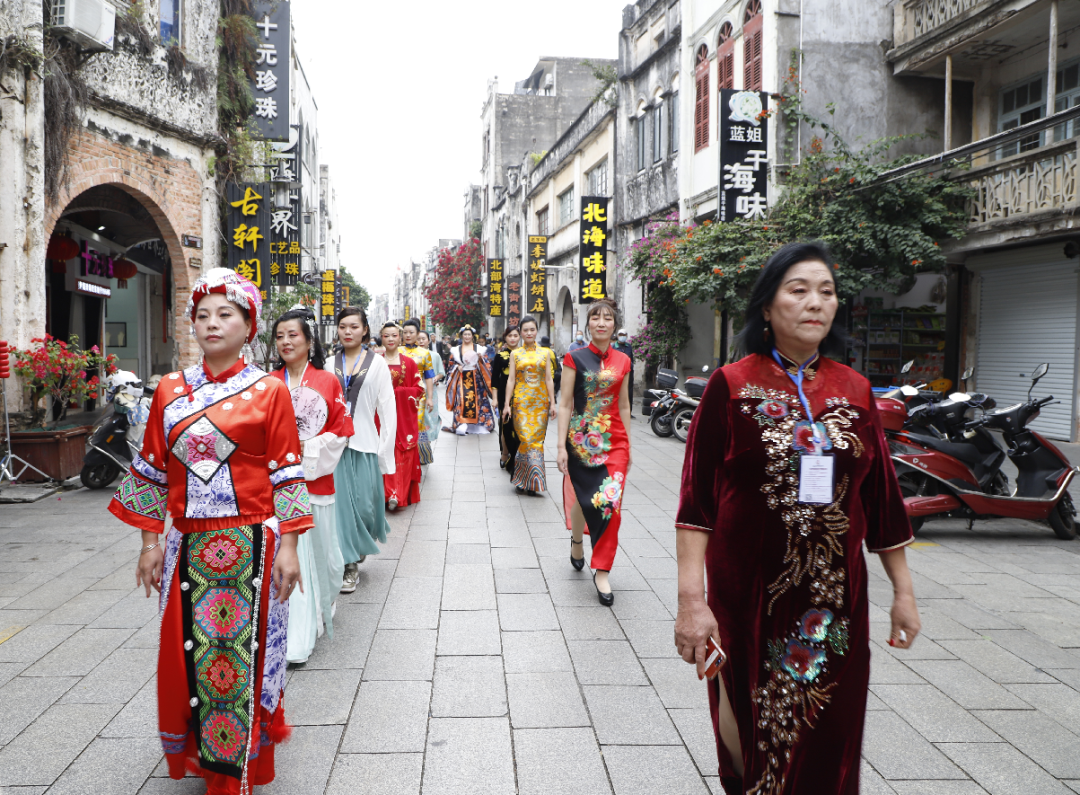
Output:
(669, 91), (679, 154)
(717, 23), (734, 92)
(653, 102), (664, 162)
(694, 44), (710, 152)
(587, 159), (609, 196)
(636, 114), (647, 170)
(537, 207), (549, 236)
(743, 0), (762, 92)
(558, 186), (575, 227)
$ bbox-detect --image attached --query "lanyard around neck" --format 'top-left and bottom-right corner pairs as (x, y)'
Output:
(771, 348), (824, 453)
(285, 363), (305, 391)
(342, 351), (360, 393)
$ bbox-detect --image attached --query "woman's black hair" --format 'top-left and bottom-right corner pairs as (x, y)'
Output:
(518, 315), (539, 332)
(336, 306), (371, 344)
(272, 308), (326, 370)
(734, 241), (847, 359)
(402, 318), (421, 332)
(501, 325), (521, 342)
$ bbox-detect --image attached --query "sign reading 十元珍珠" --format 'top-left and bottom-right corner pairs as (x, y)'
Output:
(527, 236), (547, 315)
(719, 89), (770, 223)
(268, 135), (302, 287)
(227, 183), (271, 300)
(578, 197), (608, 303)
(487, 258), (504, 319)
(250, 0), (291, 142)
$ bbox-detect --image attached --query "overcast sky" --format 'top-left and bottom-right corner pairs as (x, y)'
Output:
(290, 0), (625, 301)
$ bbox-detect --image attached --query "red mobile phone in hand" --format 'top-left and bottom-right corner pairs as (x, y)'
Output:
(703, 636), (727, 680)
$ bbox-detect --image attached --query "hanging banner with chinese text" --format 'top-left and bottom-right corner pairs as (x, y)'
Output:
(487, 258), (504, 319)
(320, 269), (337, 326)
(578, 197), (608, 303)
(506, 275), (523, 329)
(527, 236), (547, 315)
(250, 0), (291, 141)
(719, 90), (769, 223)
(269, 135), (302, 286)
(227, 183), (271, 300)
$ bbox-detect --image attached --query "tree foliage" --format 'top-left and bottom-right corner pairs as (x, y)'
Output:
(339, 269), (371, 312)
(424, 239), (486, 334)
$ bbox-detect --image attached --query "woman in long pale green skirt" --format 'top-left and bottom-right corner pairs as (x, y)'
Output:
(334, 447), (392, 562)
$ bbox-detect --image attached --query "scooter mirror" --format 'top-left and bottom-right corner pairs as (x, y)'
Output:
(900, 385), (919, 396)
(1032, 363), (1049, 380)
(949, 392), (971, 403)
(901, 360), (914, 374)
(961, 367), (974, 381)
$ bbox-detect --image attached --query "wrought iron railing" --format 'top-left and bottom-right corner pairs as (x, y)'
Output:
(963, 140), (1078, 225)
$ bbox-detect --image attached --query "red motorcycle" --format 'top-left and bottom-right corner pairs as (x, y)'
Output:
(889, 363), (1079, 539)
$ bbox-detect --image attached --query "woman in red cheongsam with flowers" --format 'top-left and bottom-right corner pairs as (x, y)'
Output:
(556, 298), (632, 607)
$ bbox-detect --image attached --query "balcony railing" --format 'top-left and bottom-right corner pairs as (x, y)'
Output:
(893, 0), (1031, 51)
(964, 139), (1077, 225)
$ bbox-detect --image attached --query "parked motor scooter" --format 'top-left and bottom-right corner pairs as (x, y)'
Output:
(80, 371), (158, 489)
(891, 363), (1079, 539)
(670, 366), (710, 443)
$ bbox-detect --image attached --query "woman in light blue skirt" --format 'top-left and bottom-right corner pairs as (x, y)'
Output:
(419, 330), (444, 445)
(325, 306), (397, 594)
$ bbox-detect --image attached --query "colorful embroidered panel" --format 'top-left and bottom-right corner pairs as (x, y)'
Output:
(180, 524), (265, 779)
(171, 416), (238, 483)
(116, 474), (168, 521)
(273, 481), (311, 523)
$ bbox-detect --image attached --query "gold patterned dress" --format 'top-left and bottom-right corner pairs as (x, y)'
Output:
(401, 344), (435, 464)
(510, 346), (551, 491)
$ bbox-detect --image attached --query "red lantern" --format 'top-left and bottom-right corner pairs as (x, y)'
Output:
(112, 259), (138, 288)
(0, 341), (10, 379)
(46, 235), (80, 262)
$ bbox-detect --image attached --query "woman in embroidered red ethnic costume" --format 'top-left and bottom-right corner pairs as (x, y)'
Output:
(109, 269), (313, 795)
(557, 299), (633, 606)
(674, 244), (920, 795)
(380, 323), (424, 510)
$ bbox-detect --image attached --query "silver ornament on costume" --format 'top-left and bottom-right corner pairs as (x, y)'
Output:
(291, 385), (328, 441)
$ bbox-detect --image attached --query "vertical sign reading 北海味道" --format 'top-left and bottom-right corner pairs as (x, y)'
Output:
(488, 258), (504, 320)
(719, 89), (770, 223)
(527, 237), (548, 316)
(250, 0), (291, 142)
(227, 183), (271, 300)
(578, 197), (608, 303)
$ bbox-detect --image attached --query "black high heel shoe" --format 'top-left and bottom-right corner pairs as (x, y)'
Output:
(570, 539), (585, 571)
(593, 571), (614, 607)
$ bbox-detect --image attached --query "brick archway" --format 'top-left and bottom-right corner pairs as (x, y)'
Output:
(45, 128), (204, 366)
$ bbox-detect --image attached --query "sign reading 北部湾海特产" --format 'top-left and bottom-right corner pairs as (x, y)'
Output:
(719, 89), (770, 223)
(227, 183), (271, 301)
(527, 237), (548, 315)
(488, 258), (504, 319)
(578, 197), (608, 303)
(249, 0), (291, 142)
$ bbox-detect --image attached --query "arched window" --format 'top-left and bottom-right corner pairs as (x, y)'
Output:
(717, 22), (735, 92)
(743, 0), (763, 91)
(694, 44), (710, 152)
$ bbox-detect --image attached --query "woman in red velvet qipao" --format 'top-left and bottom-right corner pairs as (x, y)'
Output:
(557, 298), (632, 607)
(379, 323), (424, 510)
(109, 269), (312, 795)
(673, 242), (921, 795)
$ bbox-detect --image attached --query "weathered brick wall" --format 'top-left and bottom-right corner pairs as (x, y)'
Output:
(45, 127), (204, 367)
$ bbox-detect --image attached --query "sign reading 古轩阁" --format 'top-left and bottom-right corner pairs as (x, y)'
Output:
(719, 89), (770, 223)
(578, 197), (608, 303)
(250, 0), (291, 142)
(527, 237), (547, 315)
(227, 182), (271, 301)
(487, 258), (504, 319)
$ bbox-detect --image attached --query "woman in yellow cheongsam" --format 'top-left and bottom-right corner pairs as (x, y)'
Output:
(502, 316), (556, 495)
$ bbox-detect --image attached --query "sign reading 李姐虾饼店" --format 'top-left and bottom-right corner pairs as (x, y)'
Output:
(249, 0), (291, 141)
(578, 197), (608, 303)
(719, 89), (770, 223)
(527, 237), (547, 315)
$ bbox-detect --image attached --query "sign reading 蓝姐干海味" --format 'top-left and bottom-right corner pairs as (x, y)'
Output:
(719, 89), (770, 223)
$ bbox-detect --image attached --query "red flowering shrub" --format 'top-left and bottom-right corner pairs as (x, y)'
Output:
(12, 334), (118, 426)
(424, 238), (486, 334)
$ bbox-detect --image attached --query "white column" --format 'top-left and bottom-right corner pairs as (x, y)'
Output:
(945, 54), (953, 151)
(1047, 0), (1060, 146)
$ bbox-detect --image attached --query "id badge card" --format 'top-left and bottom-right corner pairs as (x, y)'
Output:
(798, 454), (835, 505)
(345, 401), (353, 416)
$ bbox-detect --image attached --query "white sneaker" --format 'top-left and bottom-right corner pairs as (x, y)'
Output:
(388, 498), (398, 511)
(340, 563), (359, 594)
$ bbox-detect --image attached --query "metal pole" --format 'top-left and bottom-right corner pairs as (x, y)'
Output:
(1047, 0), (1060, 146)
(944, 54), (953, 151)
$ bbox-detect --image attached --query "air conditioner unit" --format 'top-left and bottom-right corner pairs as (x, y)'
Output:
(50, 0), (116, 51)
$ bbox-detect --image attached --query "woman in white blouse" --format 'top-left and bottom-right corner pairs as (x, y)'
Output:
(325, 306), (397, 594)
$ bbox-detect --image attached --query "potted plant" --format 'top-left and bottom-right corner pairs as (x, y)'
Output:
(8, 334), (117, 481)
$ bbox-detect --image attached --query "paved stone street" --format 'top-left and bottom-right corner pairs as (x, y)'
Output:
(5, 406), (1080, 794)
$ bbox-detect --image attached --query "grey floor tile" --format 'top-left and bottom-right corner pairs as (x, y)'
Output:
(870, 645), (927, 685)
(507, 671), (589, 728)
(0, 703), (121, 785)
(861, 711), (968, 780)
(99, 677), (156, 739)
(442, 564), (496, 611)
(603, 744), (710, 795)
(497, 592), (559, 631)
(0, 675), (79, 744)
(557, 605), (626, 640)
(422, 717), (515, 795)
(621, 619), (678, 658)
(669, 707), (719, 776)
(59, 647), (156, 705)
(937, 639), (1056, 684)
(905, 659), (1030, 709)
(340, 680), (432, 754)
(514, 727), (612, 795)
(431, 655), (507, 717)
(493, 568), (548, 593)
(583, 685), (682, 745)
(937, 742), (1071, 795)
(379, 577), (442, 630)
(502, 631), (573, 674)
(568, 639), (646, 685)
(610, 589), (672, 620)
(342, 558), (397, 605)
(260, 725), (343, 795)
(46, 737), (160, 795)
(889, 782), (989, 795)
(86, 588), (159, 629)
(985, 629), (1080, 669)
(491, 545), (539, 569)
(974, 709), (1080, 779)
(445, 543), (491, 565)
(643, 657), (708, 709)
(363, 629), (437, 681)
(548, 578), (605, 607)
(325, 753), (423, 795)
(304, 602), (381, 669)
(0, 623), (79, 663)
(38, 587), (130, 626)
(437, 609), (501, 656)
(871, 685), (1000, 742)
(286, 667), (362, 725)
